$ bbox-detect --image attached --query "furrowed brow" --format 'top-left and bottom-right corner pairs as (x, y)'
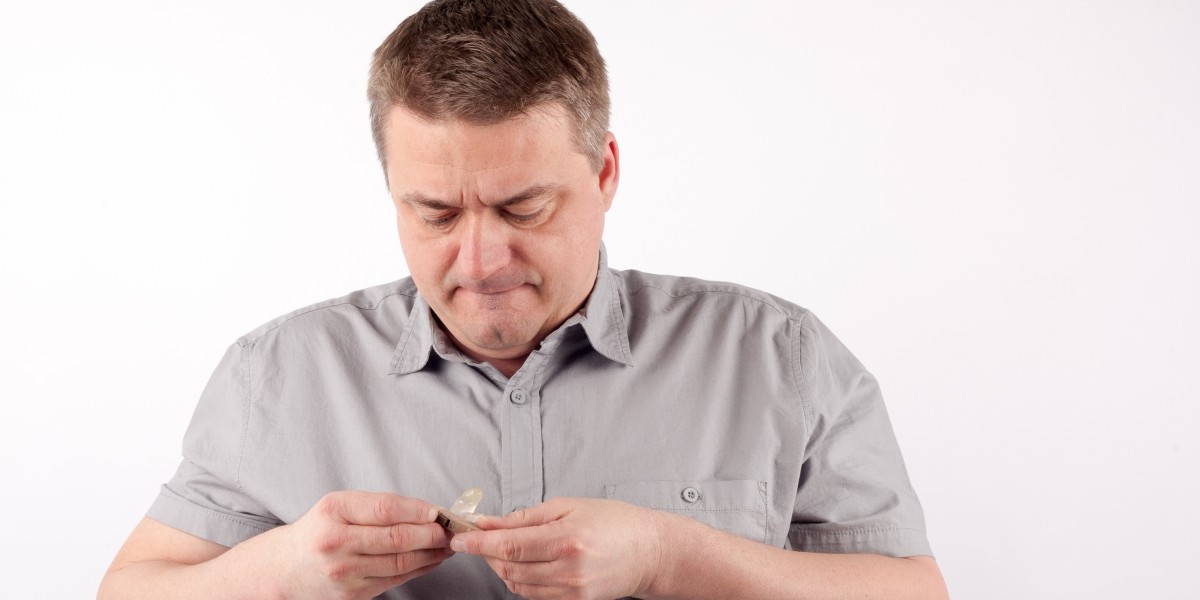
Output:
(401, 185), (559, 210)
(490, 184), (559, 208)
(401, 193), (456, 211)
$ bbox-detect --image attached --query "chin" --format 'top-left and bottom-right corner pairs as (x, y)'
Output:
(465, 320), (538, 351)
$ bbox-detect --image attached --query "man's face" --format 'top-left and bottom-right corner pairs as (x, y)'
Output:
(385, 105), (618, 366)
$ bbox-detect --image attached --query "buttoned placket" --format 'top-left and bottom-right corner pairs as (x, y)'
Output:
(491, 327), (580, 600)
(498, 330), (570, 516)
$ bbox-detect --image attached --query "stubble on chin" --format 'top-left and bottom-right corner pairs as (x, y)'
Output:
(447, 306), (527, 351)
(487, 325), (508, 346)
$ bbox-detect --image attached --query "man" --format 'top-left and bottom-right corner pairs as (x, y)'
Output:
(100, 0), (947, 598)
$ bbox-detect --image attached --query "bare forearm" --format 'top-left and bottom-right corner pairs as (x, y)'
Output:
(98, 532), (281, 600)
(644, 513), (947, 600)
(101, 496), (451, 600)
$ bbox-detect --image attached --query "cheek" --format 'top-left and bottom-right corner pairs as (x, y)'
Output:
(396, 220), (446, 284)
(395, 219), (420, 267)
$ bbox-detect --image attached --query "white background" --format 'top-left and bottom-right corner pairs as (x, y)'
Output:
(2, 1), (1197, 598)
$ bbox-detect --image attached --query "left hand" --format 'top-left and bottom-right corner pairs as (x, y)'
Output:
(449, 497), (668, 600)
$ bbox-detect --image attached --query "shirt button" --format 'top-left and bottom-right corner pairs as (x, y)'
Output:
(510, 389), (527, 405)
(681, 487), (701, 503)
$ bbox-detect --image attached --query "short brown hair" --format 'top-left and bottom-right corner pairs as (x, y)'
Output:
(368, 0), (610, 173)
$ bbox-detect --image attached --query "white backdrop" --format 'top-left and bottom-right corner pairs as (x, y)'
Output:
(2, 1), (1197, 598)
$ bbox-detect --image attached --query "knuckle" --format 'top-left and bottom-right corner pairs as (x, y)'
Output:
(508, 581), (538, 598)
(389, 524), (413, 551)
(564, 573), (588, 590)
(316, 493), (341, 518)
(499, 537), (523, 561)
(392, 552), (412, 574)
(495, 560), (518, 582)
(559, 537), (586, 559)
(561, 561), (588, 590)
(322, 561), (354, 583)
(374, 495), (397, 523)
(313, 528), (344, 554)
(392, 549), (424, 575)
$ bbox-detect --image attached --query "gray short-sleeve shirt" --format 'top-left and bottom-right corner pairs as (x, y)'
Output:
(148, 249), (931, 598)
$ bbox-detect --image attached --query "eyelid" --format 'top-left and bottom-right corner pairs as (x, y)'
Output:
(421, 209), (458, 229)
(504, 207), (546, 224)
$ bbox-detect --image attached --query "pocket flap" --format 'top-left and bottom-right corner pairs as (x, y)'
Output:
(604, 480), (768, 543)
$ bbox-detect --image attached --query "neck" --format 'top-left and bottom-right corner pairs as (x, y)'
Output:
(455, 343), (528, 378)
(487, 356), (525, 378)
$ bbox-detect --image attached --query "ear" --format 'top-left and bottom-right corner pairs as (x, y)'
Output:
(598, 132), (619, 211)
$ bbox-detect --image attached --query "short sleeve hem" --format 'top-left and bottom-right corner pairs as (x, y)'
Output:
(146, 485), (276, 549)
(789, 525), (933, 558)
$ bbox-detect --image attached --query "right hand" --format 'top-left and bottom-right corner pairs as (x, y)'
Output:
(269, 491), (453, 599)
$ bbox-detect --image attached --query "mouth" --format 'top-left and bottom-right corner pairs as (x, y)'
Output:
(456, 282), (528, 303)
(460, 283), (523, 297)
(472, 284), (522, 295)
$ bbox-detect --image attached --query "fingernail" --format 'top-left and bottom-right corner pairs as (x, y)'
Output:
(474, 515), (491, 527)
(450, 537), (466, 552)
(427, 507), (438, 522)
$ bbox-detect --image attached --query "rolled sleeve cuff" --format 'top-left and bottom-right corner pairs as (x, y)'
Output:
(789, 525), (933, 557)
(146, 485), (278, 549)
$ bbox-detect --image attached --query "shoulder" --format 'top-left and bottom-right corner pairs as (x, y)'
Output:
(234, 278), (419, 348)
(614, 268), (813, 324)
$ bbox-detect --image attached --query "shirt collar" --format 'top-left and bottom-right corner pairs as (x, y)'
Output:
(577, 243), (634, 367)
(388, 292), (437, 375)
(387, 243), (633, 375)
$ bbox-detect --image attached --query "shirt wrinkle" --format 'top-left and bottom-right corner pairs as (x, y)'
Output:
(626, 281), (798, 322)
(788, 313), (814, 439)
(234, 342), (251, 494)
(148, 242), (933, 599)
(239, 284), (418, 347)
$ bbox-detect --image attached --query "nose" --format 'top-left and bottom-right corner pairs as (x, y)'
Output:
(457, 212), (513, 281)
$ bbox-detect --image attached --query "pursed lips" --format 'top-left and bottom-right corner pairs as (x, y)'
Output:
(453, 280), (530, 305)
(471, 285), (522, 295)
(453, 273), (530, 295)
(459, 281), (524, 294)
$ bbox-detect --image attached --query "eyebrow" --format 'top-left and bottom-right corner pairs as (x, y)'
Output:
(402, 184), (559, 211)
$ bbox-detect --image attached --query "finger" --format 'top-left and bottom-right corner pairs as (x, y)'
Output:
(346, 522), (450, 555)
(364, 561), (444, 597)
(486, 556), (579, 588)
(451, 527), (568, 563)
(352, 547), (454, 579)
(477, 500), (567, 530)
(502, 579), (561, 600)
(318, 491), (438, 526)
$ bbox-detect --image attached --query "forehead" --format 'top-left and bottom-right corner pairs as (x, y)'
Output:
(383, 106), (581, 191)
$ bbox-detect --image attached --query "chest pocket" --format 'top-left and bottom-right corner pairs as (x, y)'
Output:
(604, 479), (768, 544)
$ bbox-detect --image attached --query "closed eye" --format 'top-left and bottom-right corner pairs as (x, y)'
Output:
(422, 212), (459, 229)
(505, 209), (543, 224)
